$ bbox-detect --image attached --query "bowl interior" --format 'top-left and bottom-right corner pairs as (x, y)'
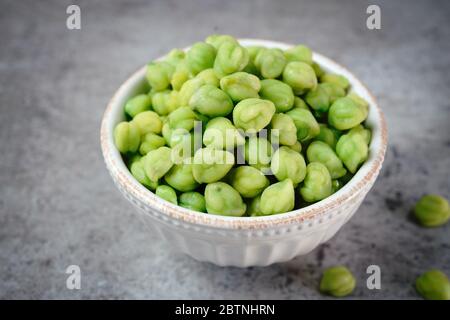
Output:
(101, 39), (387, 230)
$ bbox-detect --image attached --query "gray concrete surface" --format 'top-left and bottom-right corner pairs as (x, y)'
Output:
(0, 0), (449, 299)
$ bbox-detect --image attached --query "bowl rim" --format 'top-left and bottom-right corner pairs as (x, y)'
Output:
(101, 38), (388, 230)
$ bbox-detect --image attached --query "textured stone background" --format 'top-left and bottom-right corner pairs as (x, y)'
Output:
(0, 0), (449, 299)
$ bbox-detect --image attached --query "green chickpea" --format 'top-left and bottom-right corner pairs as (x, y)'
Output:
(289, 141), (302, 153)
(219, 72), (260, 101)
(179, 78), (205, 106)
(300, 162), (332, 202)
(189, 84), (233, 117)
(214, 42), (249, 77)
(271, 146), (306, 185)
(229, 166), (270, 198)
(336, 127), (369, 174)
(205, 34), (239, 50)
(170, 61), (190, 91)
(168, 106), (198, 131)
(320, 73), (350, 90)
(413, 194), (450, 227)
(192, 147), (235, 183)
(312, 61), (324, 77)
(203, 117), (245, 150)
(155, 185), (178, 205)
(348, 125), (371, 145)
(260, 179), (295, 215)
(124, 94), (152, 118)
(244, 136), (274, 171)
(247, 195), (262, 216)
(164, 158), (199, 192)
(139, 132), (166, 155)
(186, 42), (216, 75)
(331, 179), (341, 193)
(282, 61), (317, 95)
(293, 97), (309, 110)
(259, 79), (295, 112)
(161, 122), (172, 145)
(270, 113), (298, 146)
(346, 92), (369, 110)
(165, 48), (185, 66)
(142, 146), (174, 182)
(132, 111), (163, 135)
(254, 48), (287, 79)
(179, 192), (206, 212)
(307, 141), (347, 179)
(114, 121), (140, 153)
(286, 108), (320, 142)
(204, 182), (246, 216)
(305, 83), (330, 113)
(152, 90), (180, 116)
(232, 98), (276, 133)
(320, 266), (356, 297)
(321, 82), (346, 104)
(328, 97), (368, 130)
(146, 61), (174, 91)
(315, 124), (338, 149)
(195, 68), (220, 87)
(129, 155), (158, 190)
(416, 270), (450, 300)
(284, 45), (313, 65)
(243, 46), (263, 75)
(169, 130), (196, 163)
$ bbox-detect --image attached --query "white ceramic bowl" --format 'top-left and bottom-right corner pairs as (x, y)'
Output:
(101, 39), (387, 267)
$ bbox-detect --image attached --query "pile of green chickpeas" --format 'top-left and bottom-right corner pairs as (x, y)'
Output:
(114, 34), (372, 216)
(114, 35), (450, 300)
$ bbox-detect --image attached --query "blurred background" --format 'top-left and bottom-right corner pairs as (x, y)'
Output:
(0, 0), (449, 299)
